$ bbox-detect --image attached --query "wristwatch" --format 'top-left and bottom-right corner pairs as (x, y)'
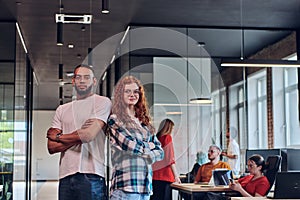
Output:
(56, 133), (63, 142)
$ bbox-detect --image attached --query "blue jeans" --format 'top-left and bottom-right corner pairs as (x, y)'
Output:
(59, 173), (107, 200)
(110, 189), (150, 200)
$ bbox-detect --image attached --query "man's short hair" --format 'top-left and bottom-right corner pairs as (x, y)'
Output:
(209, 144), (222, 152)
(73, 64), (95, 76)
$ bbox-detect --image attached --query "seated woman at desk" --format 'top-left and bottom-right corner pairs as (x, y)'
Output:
(230, 154), (270, 197)
(205, 154), (270, 200)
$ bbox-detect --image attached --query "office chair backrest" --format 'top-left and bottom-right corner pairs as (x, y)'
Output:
(264, 155), (282, 195)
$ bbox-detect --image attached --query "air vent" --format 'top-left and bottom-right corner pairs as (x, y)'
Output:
(55, 14), (92, 24)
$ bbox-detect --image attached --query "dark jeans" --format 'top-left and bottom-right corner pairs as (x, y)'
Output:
(150, 180), (172, 200)
(59, 173), (107, 200)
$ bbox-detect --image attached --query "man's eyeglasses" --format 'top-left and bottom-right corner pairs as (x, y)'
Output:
(124, 89), (140, 95)
(208, 150), (217, 153)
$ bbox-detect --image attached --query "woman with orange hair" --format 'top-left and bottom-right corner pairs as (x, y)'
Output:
(108, 76), (164, 200)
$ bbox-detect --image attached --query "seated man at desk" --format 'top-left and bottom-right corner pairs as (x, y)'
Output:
(180, 145), (231, 200)
(194, 144), (231, 183)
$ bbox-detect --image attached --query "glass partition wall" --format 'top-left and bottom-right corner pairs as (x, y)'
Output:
(0, 22), (33, 200)
(121, 27), (226, 175)
(102, 26), (297, 180)
(0, 22), (16, 200)
(13, 25), (298, 199)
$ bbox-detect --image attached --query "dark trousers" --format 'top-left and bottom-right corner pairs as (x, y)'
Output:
(150, 180), (172, 200)
(59, 173), (107, 200)
(180, 192), (205, 200)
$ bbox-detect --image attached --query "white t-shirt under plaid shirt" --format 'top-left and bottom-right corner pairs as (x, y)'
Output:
(108, 114), (164, 195)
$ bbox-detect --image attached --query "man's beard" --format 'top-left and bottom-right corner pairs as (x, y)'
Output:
(75, 84), (93, 96)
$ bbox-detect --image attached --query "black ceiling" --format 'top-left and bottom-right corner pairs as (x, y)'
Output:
(1, 0), (300, 109)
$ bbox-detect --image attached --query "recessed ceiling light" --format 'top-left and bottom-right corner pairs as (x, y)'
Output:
(68, 44), (74, 48)
(66, 72), (74, 77)
(197, 42), (206, 47)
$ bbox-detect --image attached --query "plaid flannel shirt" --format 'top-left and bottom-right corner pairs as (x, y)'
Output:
(108, 114), (164, 194)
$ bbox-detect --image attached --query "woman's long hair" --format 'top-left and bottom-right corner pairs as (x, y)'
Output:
(156, 118), (174, 138)
(112, 76), (154, 134)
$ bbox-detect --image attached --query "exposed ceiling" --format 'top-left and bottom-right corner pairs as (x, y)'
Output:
(1, 0), (300, 110)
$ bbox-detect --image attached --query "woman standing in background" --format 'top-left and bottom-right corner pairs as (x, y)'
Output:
(151, 118), (181, 200)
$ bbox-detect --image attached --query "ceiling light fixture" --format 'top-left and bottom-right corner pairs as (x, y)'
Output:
(190, 98), (213, 104)
(55, 14), (92, 24)
(221, 59), (300, 68)
(56, 0), (63, 46)
(197, 42), (205, 47)
(102, 0), (109, 14)
(59, 87), (63, 105)
(59, 63), (63, 80)
(66, 72), (74, 77)
(219, 1), (300, 68)
(67, 44), (74, 48)
(189, 45), (212, 105)
(15, 22), (28, 53)
(56, 22), (63, 46)
(166, 111), (183, 115)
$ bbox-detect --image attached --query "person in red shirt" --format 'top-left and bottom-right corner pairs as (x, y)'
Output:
(204, 154), (270, 200)
(230, 154), (270, 197)
(151, 118), (181, 200)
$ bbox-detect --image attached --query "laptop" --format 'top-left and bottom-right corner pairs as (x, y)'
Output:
(273, 172), (300, 199)
(212, 169), (233, 186)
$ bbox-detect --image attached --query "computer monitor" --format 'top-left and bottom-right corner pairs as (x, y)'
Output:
(212, 169), (233, 186)
(286, 149), (300, 172)
(273, 172), (300, 199)
(245, 149), (281, 172)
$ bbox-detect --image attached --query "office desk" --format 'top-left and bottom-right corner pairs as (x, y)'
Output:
(171, 183), (235, 200)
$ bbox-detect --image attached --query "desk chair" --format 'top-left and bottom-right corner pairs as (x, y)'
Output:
(264, 155), (282, 195)
(180, 163), (201, 183)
